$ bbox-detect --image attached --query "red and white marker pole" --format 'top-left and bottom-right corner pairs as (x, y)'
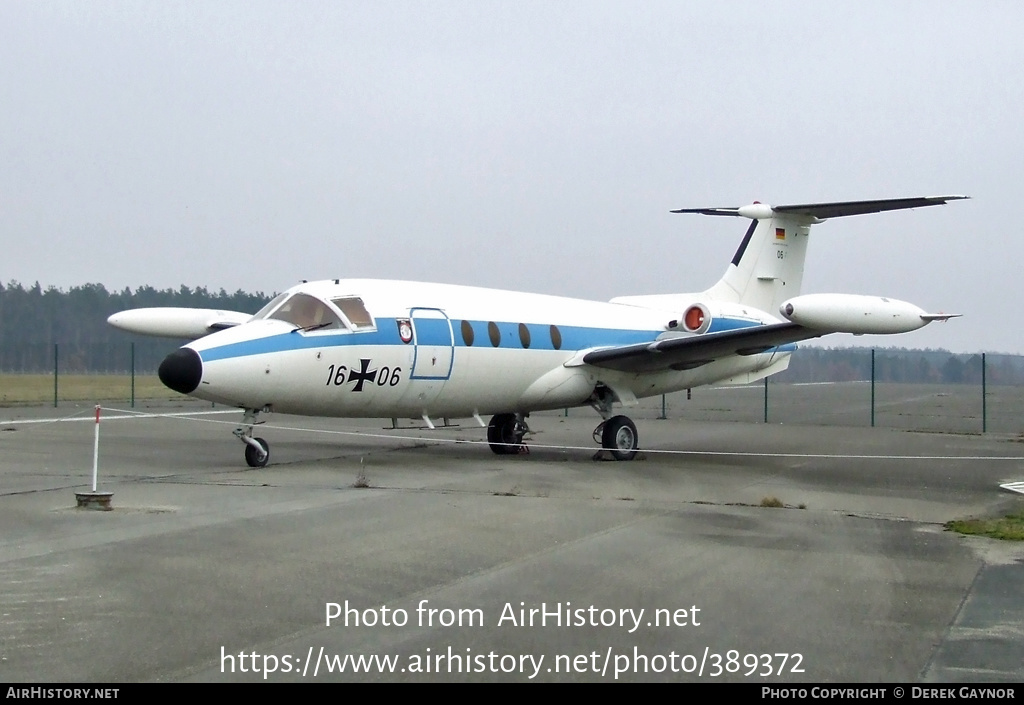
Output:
(92, 405), (100, 493)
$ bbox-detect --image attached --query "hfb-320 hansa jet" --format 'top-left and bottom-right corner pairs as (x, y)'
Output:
(108, 196), (966, 467)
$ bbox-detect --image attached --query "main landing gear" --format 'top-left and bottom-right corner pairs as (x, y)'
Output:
(592, 415), (639, 461)
(589, 386), (639, 461)
(234, 408), (270, 468)
(487, 413), (530, 455)
(485, 392), (640, 460)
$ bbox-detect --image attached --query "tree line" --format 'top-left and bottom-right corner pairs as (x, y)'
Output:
(0, 280), (1020, 383)
(0, 281), (270, 373)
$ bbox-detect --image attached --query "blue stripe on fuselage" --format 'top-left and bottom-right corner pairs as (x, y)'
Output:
(197, 317), (766, 362)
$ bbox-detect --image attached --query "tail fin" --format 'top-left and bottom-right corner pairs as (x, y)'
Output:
(694, 205), (812, 313)
(673, 196), (968, 313)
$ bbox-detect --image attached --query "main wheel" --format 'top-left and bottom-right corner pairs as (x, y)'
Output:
(244, 437), (270, 467)
(487, 413), (521, 455)
(601, 415), (638, 461)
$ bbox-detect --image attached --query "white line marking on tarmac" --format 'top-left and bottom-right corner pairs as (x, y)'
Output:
(1, 410), (239, 425)
(147, 415), (1024, 461)
(5, 408), (1024, 462)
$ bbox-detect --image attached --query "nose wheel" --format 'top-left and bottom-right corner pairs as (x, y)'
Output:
(243, 437), (270, 467)
(234, 408), (270, 467)
(594, 415), (639, 461)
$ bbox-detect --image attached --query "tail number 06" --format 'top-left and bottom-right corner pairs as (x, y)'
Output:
(375, 366), (402, 386)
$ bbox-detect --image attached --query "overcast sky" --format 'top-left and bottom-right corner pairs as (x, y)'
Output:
(1, 2), (1019, 353)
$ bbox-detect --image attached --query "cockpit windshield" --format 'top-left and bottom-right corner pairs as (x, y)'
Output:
(266, 293), (345, 331)
(253, 292), (289, 320)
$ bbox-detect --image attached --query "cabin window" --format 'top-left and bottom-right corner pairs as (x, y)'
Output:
(550, 325), (562, 350)
(269, 294), (344, 331)
(518, 323), (531, 349)
(332, 297), (375, 329)
(461, 320), (475, 346)
(487, 321), (500, 347)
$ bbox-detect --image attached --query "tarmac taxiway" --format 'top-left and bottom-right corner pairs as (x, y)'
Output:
(1, 396), (1023, 682)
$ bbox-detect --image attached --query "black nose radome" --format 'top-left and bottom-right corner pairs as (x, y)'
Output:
(159, 348), (203, 395)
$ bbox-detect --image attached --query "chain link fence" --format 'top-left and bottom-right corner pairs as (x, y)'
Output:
(1, 344), (1022, 434)
(0, 341), (185, 406)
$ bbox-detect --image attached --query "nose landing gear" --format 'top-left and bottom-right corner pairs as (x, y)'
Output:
(243, 437), (270, 467)
(234, 408), (270, 467)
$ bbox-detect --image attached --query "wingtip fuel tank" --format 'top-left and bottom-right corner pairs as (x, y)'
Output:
(779, 294), (952, 335)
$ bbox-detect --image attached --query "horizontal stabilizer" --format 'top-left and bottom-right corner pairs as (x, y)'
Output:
(669, 207), (749, 217)
(672, 195), (968, 221)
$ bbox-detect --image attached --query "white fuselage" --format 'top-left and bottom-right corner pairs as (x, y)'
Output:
(182, 279), (786, 419)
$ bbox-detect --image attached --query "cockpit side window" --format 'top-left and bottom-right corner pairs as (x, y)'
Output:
(268, 294), (345, 331)
(331, 297), (375, 330)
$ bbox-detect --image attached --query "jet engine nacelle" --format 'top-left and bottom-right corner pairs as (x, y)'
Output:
(779, 294), (930, 334)
(670, 301), (773, 335)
